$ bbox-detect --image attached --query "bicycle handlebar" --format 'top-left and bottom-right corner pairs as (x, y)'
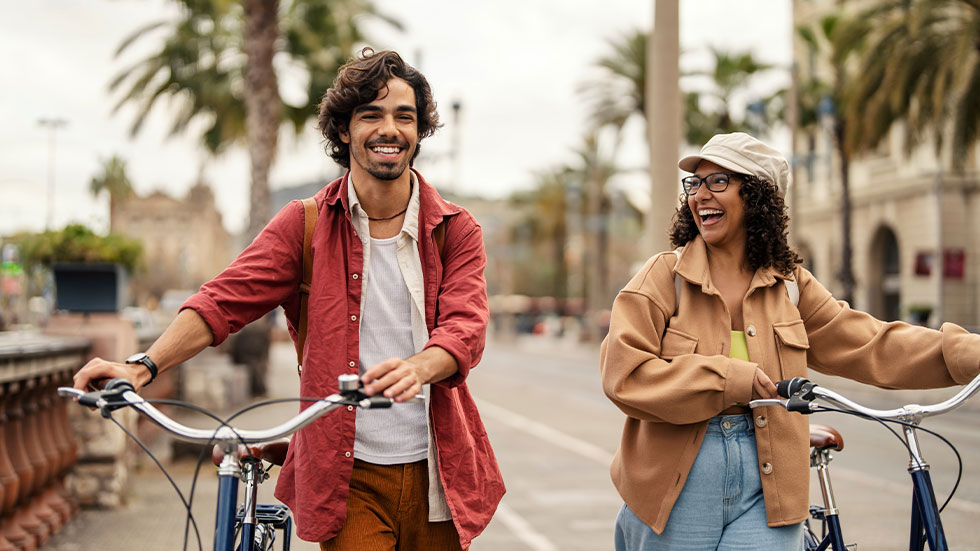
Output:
(749, 371), (980, 423)
(58, 375), (424, 446)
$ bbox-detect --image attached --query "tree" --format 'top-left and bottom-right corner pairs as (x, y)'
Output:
(797, 14), (868, 304)
(89, 155), (134, 231)
(109, 0), (397, 239)
(581, 31), (779, 145)
(843, 0), (980, 169)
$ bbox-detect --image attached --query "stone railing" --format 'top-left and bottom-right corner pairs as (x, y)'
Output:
(0, 332), (89, 551)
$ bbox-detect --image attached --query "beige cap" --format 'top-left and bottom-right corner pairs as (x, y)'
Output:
(678, 132), (790, 193)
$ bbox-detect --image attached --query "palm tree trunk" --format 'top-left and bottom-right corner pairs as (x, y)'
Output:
(243, 0), (281, 241)
(835, 119), (855, 304)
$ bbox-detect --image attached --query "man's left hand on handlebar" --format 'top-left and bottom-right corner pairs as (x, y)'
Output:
(360, 357), (424, 403)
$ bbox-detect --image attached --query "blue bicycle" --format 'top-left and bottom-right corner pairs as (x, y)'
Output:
(750, 372), (980, 551)
(59, 374), (415, 551)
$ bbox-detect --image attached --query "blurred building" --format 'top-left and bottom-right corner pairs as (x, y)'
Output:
(791, 0), (980, 329)
(114, 182), (232, 304)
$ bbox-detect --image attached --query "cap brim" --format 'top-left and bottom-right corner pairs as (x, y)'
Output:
(678, 153), (754, 177)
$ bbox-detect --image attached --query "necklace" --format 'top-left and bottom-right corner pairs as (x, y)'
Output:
(367, 207), (408, 222)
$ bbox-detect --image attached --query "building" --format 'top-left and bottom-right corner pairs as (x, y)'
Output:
(791, 0), (980, 330)
(114, 182), (233, 304)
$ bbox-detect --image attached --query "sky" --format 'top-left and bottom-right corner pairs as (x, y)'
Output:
(0, 0), (792, 236)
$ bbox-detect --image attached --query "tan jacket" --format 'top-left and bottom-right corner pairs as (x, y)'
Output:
(600, 236), (980, 534)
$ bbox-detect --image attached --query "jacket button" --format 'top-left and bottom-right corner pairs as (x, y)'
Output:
(761, 462), (773, 475)
(746, 325), (757, 337)
(348, 361), (355, 367)
(345, 451), (351, 458)
(350, 315), (357, 321)
(352, 273), (359, 280)
(755, 415), (767, 428)
(347, 406), (354, 412)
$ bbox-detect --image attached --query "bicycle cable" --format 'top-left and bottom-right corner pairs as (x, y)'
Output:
(811, 407), (963, 513)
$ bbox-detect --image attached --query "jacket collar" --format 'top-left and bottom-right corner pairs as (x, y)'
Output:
(321, 168), (460, 233)
(674, 235), (791, 294)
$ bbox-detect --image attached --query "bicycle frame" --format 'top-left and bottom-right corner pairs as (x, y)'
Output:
(60, 374), (409, 551)
(751, 372), (980, 551)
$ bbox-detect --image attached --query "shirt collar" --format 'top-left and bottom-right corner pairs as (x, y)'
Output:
(347, 171), (421, 242)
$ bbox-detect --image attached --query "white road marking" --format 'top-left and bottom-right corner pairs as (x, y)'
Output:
(832, 465), (980, 514)
(493, 501), (559, 551)
(475, 398), (615, 466)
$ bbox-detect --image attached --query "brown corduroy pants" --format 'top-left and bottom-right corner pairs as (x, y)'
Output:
(319, 459), (465, 551)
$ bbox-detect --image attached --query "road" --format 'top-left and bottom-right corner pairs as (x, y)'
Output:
(44, 336), (980, 550)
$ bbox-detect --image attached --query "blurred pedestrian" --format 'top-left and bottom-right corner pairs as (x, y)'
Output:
(600, 132), (980, 550)
(74, 48), (502, 551)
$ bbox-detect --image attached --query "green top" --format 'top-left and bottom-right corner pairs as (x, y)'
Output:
(730, 330), (750, 361)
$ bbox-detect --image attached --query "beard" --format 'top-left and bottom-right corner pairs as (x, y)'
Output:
(356, 139), (414, 181)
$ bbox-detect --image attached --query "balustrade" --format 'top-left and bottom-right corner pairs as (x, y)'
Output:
(0, 333), (87, 551)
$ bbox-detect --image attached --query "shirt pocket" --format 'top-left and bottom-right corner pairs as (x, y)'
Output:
(773, 320), (810, 380)
(660, 327), (699, 360)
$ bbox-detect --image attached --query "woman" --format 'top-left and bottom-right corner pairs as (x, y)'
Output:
(600, 132), (980, 550)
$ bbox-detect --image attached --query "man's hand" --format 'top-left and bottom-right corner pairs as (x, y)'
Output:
(361, 358), (424, 403)
(751, 368), (778, 400)
(73, 358), (151, 393)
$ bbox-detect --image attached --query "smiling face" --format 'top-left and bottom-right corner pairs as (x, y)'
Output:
(340, 77), (419, 182)
(687, 160), (747, 251)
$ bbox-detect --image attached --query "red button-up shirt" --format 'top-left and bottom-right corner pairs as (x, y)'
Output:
(181, 170), (504, 546)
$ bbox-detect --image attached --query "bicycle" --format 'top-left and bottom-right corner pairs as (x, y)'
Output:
(750, 372), (980, 551)
(58, 374), (419, 551)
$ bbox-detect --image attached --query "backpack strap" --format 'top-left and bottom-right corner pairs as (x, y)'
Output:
(434, 218), (447, 261)
(296, 197), (318, 376)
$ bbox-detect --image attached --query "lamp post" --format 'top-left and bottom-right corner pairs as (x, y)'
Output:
(38, 117), (68, 230)
(450, 99), (462, 195)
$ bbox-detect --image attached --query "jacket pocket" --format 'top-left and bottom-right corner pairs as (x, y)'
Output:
(661, 327), (699, 360)
(773, 320), (809, 380)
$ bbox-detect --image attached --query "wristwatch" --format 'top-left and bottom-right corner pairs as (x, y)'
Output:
(125, 352), (159, 385)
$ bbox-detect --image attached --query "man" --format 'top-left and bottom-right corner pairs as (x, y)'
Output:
(73, 48), (504, 550)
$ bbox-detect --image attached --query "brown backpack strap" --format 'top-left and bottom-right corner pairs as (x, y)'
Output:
(434, 218), (447, 261)
(296, 197), (318, 376)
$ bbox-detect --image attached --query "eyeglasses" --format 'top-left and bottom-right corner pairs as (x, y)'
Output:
(681, 172), (737, 195)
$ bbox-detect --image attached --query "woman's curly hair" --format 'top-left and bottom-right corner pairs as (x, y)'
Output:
(669, 174), (802, 275)
(317, 48), (441, 168)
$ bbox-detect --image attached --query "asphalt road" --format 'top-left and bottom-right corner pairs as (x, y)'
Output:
(43, 336), (980, 551)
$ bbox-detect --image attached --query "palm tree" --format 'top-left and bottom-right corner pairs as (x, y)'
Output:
(796, 14), (868, 304)
(89, 155), (134, 231)
(110, 0), (396, 239)
(843, 0), (980, 169)
(581, 31), (778, 144)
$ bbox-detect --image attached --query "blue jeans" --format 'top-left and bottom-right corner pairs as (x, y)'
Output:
(615, 414), (803, 551)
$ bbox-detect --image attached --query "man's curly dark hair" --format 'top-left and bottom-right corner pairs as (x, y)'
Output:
(317, 48), (441, 169)
(669, 174), (802, 275)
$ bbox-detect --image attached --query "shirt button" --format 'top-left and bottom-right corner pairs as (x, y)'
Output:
(352, 273), (359, 280)
(722, 421), (731, 430)
(756, 415), (767, 428)
(761, 462), (773, 475)
(746, 325), (757, 337)
(350, 315), (357, 322)
(345, 451), (351, 458)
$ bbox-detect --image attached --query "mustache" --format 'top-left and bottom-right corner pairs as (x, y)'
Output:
(366, 139), (410, 148)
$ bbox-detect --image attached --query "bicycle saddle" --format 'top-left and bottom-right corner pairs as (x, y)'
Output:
(211, 439), (290, 467)
(809, 423), (844, 451)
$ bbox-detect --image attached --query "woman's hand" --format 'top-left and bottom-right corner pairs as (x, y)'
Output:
(751, 368), (778, 400)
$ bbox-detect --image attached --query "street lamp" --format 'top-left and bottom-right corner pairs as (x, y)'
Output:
(38, 117), (68, 230)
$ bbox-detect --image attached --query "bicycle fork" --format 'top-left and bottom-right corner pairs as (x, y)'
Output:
(903, 425), (948, 551)
(810, 447), (848, 550)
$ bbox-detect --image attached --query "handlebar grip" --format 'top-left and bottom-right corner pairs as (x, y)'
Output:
(77, 392), (103, 408)
(360, 396), (394, 409)
(777, 378), (810, 399)
(104, 378), (136, 392)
